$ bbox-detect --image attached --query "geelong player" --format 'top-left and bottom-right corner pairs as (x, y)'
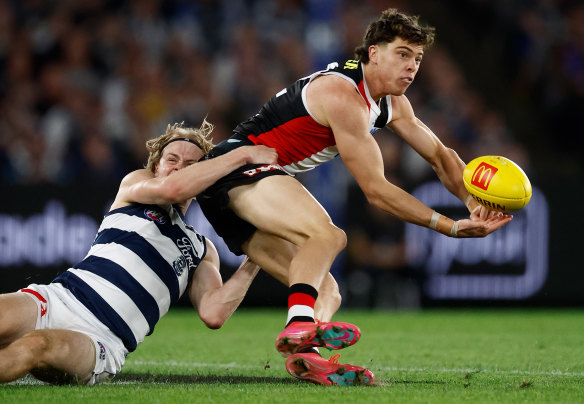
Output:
(0, 121), (277, 385)
(197, 8), (512, 386)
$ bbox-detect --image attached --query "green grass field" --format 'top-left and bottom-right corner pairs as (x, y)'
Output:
(1, 308), (583, 403)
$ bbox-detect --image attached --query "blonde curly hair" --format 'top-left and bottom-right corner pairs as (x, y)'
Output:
(145, 120), (215, 172)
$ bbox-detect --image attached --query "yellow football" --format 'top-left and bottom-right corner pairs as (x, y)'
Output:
(463, 156), (532, 213)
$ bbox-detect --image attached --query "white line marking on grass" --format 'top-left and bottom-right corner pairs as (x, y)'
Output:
(128, 360), (584, 377)
(377, 366), (584, 377)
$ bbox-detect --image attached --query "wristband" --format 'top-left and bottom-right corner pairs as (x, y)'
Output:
(450, 221), (459, 237)
(429, 211), (440, 230)
(465, 194), (473, 210)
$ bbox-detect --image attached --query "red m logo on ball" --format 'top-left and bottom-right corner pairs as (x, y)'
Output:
(471, 162), (498, 190)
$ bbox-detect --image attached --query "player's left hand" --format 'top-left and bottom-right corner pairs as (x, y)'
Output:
(456, 214), (513, 238)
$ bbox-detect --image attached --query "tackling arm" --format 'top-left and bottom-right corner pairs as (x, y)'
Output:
(112, 145), (278, 209)
(188, 240), (260, 329)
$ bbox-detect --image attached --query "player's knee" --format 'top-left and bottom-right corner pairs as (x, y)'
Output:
(307, 223), (346, 251)
(5, 331), (54, 373)
(21, 331), (52, 358)
(326, 225), (347, 253)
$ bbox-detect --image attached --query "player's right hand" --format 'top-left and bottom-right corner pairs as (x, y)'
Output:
(241, 145), (279, 165)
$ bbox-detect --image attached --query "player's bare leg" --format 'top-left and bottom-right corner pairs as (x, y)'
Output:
(314, 276), (341, 322)
(243, 230), (342, 322)
(0, 292), (96, 384)
(230, 176), (361, 358)
(0, 293), (38, 348)
(229, 175), (346, 293)
(0, 329), (96, 384)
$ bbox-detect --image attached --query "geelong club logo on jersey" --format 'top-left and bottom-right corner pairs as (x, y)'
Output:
(172, 255), (186, 276)
(173, 236), (197, 276)
(471, 162), (498, 190)
(144, 208), (167, 224)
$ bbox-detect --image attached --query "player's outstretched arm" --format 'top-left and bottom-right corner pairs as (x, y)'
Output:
(311, 78), (511, 238)
(313, 80), (443, 233)
(188, 240), (260, 329)
(389, 96), (508, 221)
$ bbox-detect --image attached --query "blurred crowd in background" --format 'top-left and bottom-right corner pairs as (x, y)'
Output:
(0, 0), (582, 307)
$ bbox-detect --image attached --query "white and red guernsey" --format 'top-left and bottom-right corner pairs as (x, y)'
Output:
(234, 60), (393, 175)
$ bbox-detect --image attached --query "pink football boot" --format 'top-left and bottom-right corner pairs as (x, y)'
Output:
(275, 321), (361, 357)
(286, 353), (375, 386)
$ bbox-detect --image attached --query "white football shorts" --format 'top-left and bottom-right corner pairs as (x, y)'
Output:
(20, 283), (128, 385)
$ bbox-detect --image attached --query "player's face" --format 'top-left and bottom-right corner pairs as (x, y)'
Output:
(373, 38), (424, 96)
(155, 141), (203, 177)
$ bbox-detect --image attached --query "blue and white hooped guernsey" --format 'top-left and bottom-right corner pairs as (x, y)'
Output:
(53, 203), (206, 352)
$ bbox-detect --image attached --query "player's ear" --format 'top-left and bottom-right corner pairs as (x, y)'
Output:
(368, 45), (377, 63)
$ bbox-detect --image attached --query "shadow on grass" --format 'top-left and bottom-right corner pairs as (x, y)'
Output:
(7, 373), (442, 387)
(113, 372), (299, 385)
(113, 373), (444, 387)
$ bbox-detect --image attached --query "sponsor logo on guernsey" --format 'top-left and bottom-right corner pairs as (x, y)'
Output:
(471, 162), (498, 190)
(344, 60), (359, 69)
(144, 208), (167, 224)
(173, 236), (197, 276)
(242, 164), (283, 177)
(97, 341), (106, 360)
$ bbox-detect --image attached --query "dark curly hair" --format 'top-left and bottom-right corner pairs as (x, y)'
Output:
(354, 8), (436, 63)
